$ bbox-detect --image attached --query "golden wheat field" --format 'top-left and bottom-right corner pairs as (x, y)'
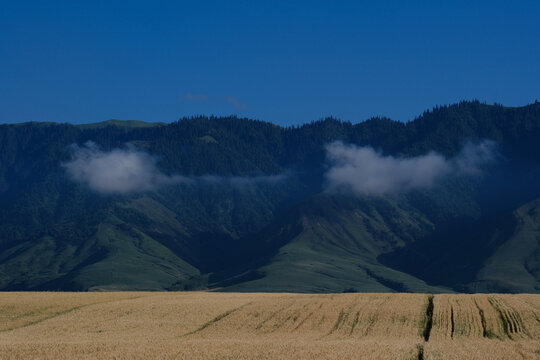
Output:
(0, 292), (538, 359)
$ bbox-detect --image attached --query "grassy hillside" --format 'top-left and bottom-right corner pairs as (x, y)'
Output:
(1, 101), (540, 292)
(223, 195), (448, 293)
(378, 196), (540, 294)
(0, 206), (202, 291)
(470, 198), (540, 292)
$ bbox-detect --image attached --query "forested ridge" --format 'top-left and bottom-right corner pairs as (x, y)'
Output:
(1, 100), (539, 292)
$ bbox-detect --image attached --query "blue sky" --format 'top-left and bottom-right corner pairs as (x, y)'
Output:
(1, 1), (539, 126)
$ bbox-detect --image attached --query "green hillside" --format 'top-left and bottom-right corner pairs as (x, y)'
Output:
(470, 198), (540, 292)
(222, 195), (448, 293)
(1, 101), (540, 292)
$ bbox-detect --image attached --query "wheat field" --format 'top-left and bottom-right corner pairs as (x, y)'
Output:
(0, 292), (538, 359)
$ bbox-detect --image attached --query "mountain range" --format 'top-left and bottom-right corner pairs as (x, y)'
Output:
(1, 100), (539, 293)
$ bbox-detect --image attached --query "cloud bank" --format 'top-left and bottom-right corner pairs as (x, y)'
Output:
(63, 142), (189, 194)
(63, 142), (285, 194)
(325, 140), (497, 196)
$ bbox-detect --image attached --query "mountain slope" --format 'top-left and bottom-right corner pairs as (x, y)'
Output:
(0, 200), (203, 291)
(221, 195), (448, 293)
(470, 198), (540, 292)
(1, 101), (540, 292)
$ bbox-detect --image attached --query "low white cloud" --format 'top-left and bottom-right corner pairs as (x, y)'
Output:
(453, 140), (498, 175)
(63, 142), (189, 194)
(63, 142), (286, 194)
(325, 140), (497, 196)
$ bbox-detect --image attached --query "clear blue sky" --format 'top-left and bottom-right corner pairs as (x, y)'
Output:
(1, 1), (539, 126)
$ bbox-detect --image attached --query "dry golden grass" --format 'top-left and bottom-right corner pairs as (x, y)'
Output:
(0, 292), (538, 359)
